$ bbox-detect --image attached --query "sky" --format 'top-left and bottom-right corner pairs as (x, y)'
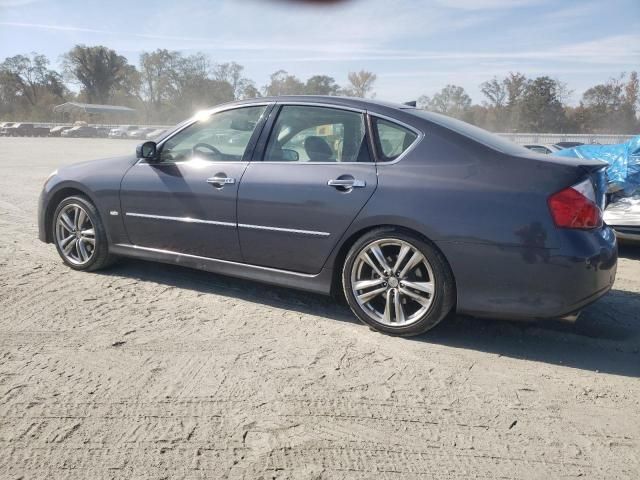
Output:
(0, 0), (639, 104)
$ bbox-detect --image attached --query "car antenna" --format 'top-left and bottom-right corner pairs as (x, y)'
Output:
(403, 101), (417, 107)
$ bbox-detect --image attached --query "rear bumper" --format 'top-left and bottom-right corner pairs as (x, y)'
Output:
(440, 226), (618, 321)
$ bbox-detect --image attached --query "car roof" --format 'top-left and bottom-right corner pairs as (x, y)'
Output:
(210, 95), (416, 114)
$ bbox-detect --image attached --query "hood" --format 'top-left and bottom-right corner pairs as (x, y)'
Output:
(58, 155), (138, 179)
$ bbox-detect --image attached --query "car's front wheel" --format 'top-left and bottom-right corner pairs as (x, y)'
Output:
(52, 195), (114, 271)
(342, 228), (455, 336)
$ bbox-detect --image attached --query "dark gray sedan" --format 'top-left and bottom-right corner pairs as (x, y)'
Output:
(38, 96), (617, 336)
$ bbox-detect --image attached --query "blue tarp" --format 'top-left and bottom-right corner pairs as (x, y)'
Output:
(555, 135), (640, 196)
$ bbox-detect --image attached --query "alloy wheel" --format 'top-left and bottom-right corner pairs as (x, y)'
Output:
(54, 203), (96, 265)
(350, 239), (435, 326)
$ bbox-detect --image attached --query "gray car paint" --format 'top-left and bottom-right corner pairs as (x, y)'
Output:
(38, 95), (617, 321)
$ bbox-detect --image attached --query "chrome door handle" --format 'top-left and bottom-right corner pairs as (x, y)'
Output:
(206, 176), (236, 186)
(327, 179), (366, 188)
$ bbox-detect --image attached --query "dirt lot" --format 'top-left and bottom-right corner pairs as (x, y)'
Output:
(1, 137), (639, 479)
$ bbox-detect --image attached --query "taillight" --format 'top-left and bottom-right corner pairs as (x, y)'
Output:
(548, 178), (603, 229)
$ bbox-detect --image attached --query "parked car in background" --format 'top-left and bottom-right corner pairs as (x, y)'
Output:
(554, 141), (584, 149)
(38, 96), (617, 336)
(523, 144), (562, 155)
(604, 195), (640, 244)
(2, 123), (49, 137)
(95, 127), (110, 138)
(49, 126), (72, 137)
(128, 127), (154, 139)
(145, 128), (168, 140)
(108, 125), (139, 138)
(61, 126), (97, 138)
(0, 122), (16, 135)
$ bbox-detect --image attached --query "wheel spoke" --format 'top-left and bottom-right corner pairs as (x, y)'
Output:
(358, 252), (385, 278)
(357, 286), (387, 304)
(399, 251), (423, 278)
(392, 245), (411, 274)
(59, 234), (75, 249)
(77, 239), (89, 261)
(82, 236), (95, 246)
(353, 278), (384, 291)
(59, 213), (75, 232)
(394, 290), (405, 323)
(402, 281), (434, 295)
(81, 228), (95, 237)
(370, 245), (391, 274)
(383, 290), (393, 323)
(76, 208), (87, 230)
(63, 238), (76, 255)
(399, 286), (431, 307)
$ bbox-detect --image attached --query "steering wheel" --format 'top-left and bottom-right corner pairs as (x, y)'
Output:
(192, 142), (222, 158)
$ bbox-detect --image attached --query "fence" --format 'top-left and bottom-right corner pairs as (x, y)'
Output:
(497, 133), (635, 145)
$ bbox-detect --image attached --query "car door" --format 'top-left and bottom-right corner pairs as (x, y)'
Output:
(120, 104), (271, 261)
(237, 104), (378, 274)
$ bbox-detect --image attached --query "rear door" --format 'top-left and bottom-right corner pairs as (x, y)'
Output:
(237, 104), (377, 274)
(120, 104), (271, 261)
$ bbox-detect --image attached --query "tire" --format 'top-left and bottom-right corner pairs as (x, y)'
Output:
(52, 195), (115, 271)
(342, 227), (455, 336)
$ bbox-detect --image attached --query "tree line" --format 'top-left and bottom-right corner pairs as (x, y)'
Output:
(0, 44), (638, 133)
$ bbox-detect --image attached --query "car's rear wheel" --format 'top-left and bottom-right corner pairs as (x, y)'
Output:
(342, 228), (455, 336)
(52, 195), (114, 271)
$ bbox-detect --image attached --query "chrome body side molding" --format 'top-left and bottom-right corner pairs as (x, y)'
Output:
(125, 212), (330, 237)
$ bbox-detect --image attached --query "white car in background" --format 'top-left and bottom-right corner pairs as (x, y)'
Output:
(604, 195), (640, 243)
(523, 144), (563, 155)
(108, 125), (139, 138)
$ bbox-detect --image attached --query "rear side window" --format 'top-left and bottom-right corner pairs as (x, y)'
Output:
(373, 118), (418, 161)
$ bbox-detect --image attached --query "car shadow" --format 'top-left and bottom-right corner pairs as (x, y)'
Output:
(100, 250), (640, 378)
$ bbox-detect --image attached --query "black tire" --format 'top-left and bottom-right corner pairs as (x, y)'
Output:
(52, 195), (115, 271)
(342, 227), (455, 336)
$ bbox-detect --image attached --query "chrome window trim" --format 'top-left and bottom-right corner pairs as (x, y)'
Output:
(125, 212), (330, 237)
(369, 113), (424, 166)
(257, 161), (373, 166)
(274, 101), (365, 113)
(125, 212), (235, 228)
(114, 244), (319, 278)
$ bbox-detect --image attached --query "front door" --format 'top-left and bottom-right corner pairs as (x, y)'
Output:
(120, 104), (270, 261)
(237, 105), (378, 274)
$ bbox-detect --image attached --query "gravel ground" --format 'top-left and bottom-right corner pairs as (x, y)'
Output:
(1, 137), (639, 479)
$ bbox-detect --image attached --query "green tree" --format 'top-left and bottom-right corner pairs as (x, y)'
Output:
(213, 62), (255, 99)
(518, 76), (567, 132)
(63, 45), (136, 104)
(420, 84), (472, 120)
(0, 53), (66, 107)
(305, 75), (340, 95)
(263, 70), (305, 96)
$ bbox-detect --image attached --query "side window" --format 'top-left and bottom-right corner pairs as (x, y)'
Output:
(264, 106), (371, 163)
(159, 106), (267, 163)
(373, 118), (418, 162)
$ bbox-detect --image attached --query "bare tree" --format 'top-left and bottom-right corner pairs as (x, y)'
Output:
(343, 70), (377, 98)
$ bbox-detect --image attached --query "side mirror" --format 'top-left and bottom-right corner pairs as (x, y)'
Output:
(136, 141), (157, 160)
(280, 148), (299, 162)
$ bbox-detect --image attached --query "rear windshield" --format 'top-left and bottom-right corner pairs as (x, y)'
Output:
(409, 110), (531, 156)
